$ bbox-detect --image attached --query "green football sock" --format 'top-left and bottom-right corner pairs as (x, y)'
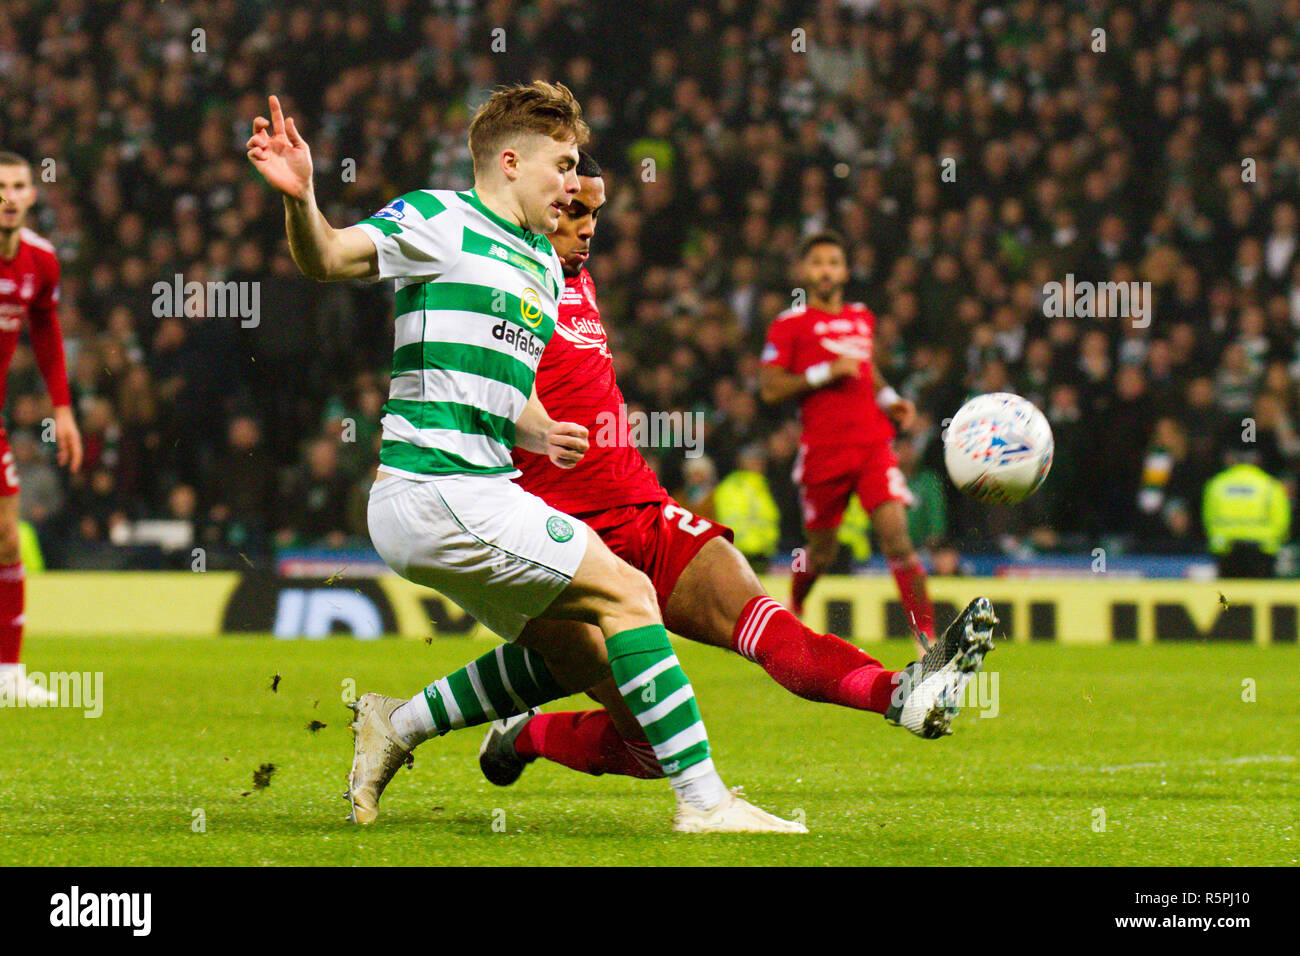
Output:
(416, 644), (568, 736)
(606, 624), (719, 793)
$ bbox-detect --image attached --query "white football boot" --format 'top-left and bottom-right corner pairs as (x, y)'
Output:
(673, 787), (809, 833)
(0, 665), (58, 706)
(886, 596), (997, 738)
(346, 693), (413, 824)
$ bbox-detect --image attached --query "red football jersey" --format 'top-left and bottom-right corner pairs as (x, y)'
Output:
(761, 302), (894, 448)
(513, 268), (666, 514)
(0, 228), (69, 411)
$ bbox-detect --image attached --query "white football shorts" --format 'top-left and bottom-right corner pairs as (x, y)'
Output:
(367, 472), (589, 640)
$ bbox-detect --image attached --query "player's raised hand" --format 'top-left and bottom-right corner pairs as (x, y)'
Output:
(246, 95), (313, 199)
(546, 421), (589, 469)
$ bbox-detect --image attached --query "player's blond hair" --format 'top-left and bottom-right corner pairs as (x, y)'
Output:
(468, 81), (589, 177)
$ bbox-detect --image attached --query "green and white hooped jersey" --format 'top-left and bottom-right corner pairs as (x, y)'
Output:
(355, 188), (563, 479)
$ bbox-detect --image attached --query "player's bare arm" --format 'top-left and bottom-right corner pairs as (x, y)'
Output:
(246, 95), (378, 281)
(515, 385), (589, 469)
(758, 354), (860, 405)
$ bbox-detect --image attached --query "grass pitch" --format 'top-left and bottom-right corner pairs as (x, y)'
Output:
(2, 633), (1296, 866)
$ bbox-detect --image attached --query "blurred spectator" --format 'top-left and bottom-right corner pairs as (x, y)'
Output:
(205, 414), (276, 554)
(276, 438), (353, 548)
(674, 455), (718, 520)
(12, 431), (62, 528)
(1136, 418), (1200, 550)
(930, 540), (971, 577)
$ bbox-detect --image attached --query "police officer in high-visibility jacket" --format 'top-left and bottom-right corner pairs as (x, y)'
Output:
(713, 445), (781, 571)
(1202, 441), (1291, 578)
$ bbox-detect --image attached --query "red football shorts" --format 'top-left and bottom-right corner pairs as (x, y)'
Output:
(577, 497), (734, 613)
(0, 429), (17, 497)
(795, 441), (912, 531)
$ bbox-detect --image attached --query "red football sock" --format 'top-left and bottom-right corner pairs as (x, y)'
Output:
(889, 554), (935, 643)
(732, 595), (898, 713)
(0, 562), (24, 665)
(791, 567), (819, 616)
(515, 711), (664, 779)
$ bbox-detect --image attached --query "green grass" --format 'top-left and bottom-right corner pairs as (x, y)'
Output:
(1, 635), (1296, 866)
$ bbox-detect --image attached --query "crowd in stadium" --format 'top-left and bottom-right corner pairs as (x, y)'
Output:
(3, 0), (1300, 569)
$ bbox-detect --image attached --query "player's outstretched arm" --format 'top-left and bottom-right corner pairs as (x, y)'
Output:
(246, 95), (377, 281)
(758, 355), (860, 404)
(516, 386), (588, 469)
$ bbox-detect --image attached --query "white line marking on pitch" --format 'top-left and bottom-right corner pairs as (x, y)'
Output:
(1026, 755), (1296, 774)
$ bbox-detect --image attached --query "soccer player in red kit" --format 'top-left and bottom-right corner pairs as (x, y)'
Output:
(475, 154), (995, 786)
(0, 152), (83, 704)
(759, 231), (936, 653)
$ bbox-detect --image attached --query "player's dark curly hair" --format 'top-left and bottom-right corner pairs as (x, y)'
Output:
(576, 150), (602, 178)
(798, 229), (847, 260)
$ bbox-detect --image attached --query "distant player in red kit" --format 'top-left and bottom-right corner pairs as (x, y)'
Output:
(759, 232), (935, 656)
(0, 152), (82, 704)
(473, 155), (995, 788)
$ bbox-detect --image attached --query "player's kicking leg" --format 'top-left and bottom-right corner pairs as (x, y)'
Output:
(482, 531), (996, 786)
(885, 596), (997, 737)
(352, 474), (803, 832)
(0, 492), (54, 706)
(681, 542), (992, 738)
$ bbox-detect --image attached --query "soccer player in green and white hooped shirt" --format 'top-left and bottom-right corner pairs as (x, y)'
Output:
(246, 82), (804, 832)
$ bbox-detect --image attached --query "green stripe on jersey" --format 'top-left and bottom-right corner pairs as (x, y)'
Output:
(390, 341), (533, 395)
(384, 398), (515, 449)
(403, 191), (446, 219)
(394, 282), (555, 343)
(378, 439), (518, 477)
(365, 188), (564, 477)
(360, 216), (401, 236)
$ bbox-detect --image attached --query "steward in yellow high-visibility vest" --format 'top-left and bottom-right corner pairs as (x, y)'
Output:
(18, 520), (44, 572)
(837, 494), (872, 562)
(1203, 460), (1290, 578)
(714, 467), (780, 565)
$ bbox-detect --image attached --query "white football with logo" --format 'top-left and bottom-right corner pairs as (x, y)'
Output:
(943, 393), (1054, 504)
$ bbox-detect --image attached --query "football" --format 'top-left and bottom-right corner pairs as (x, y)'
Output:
(943, 393), (1055, 504)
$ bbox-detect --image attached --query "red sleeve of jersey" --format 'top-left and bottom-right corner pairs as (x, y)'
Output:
(761, 316), (797, 372)
(28, 251), (71, 407)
